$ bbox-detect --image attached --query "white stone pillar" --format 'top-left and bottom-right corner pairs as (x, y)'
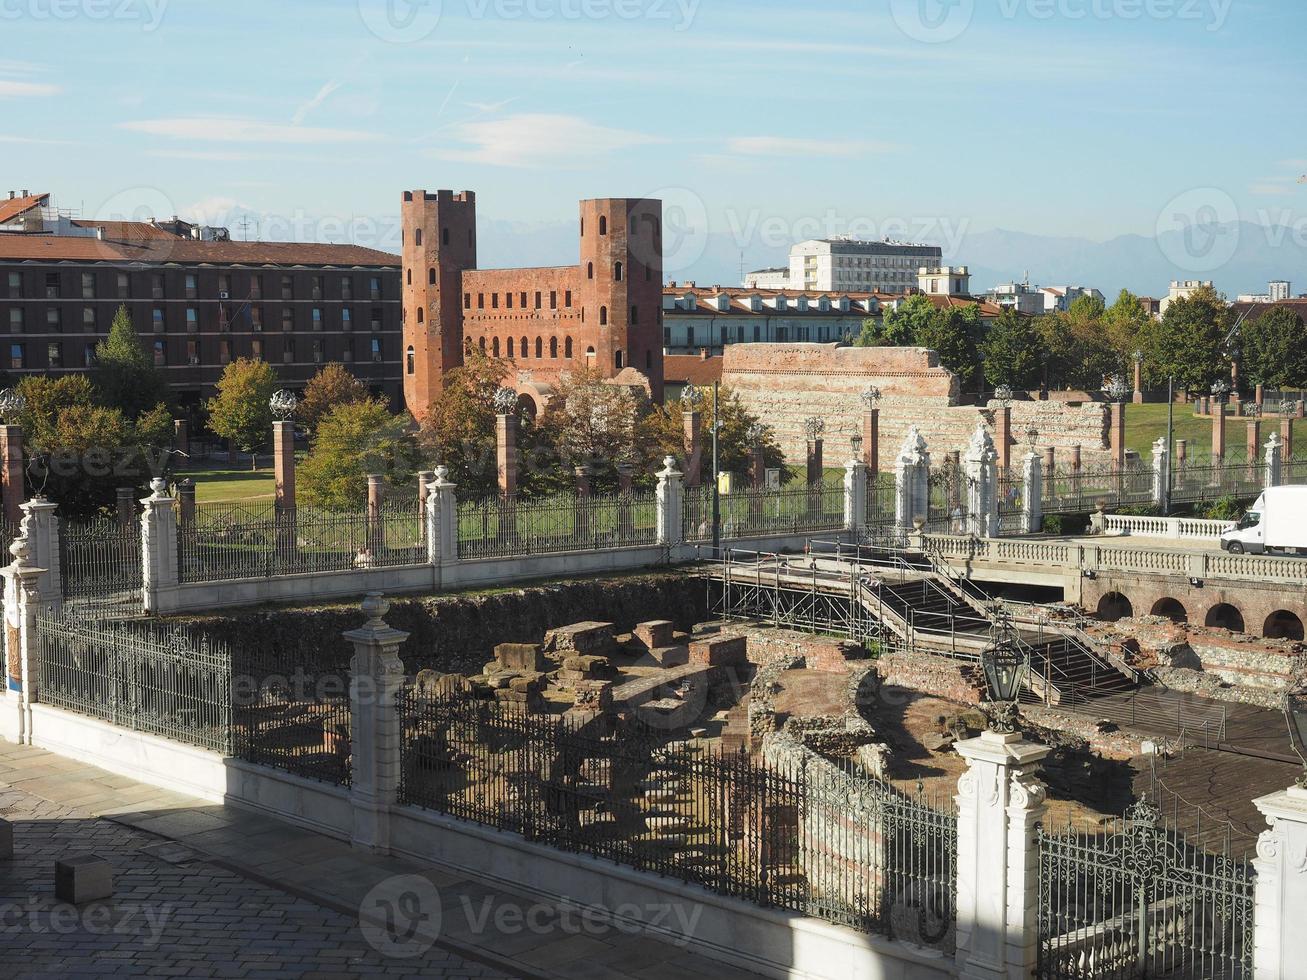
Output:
(954, 731), (1051, 980)
(656, 455), (684, 550)
(344, 593), (409, 855)
(1020, 451), (1042, 536)
(429, 466), (458, 566)
(19, 497), (60, 607)
(894, 427), (931, 531)
(140, 478), (178, 615)
(964, 424), (998, 538)
(1254, 785), (1307, 980)
(1265, 432), (1283, 489)
(1151, 436), (1169, 509)
(843, 458), (867, 533)
(1, 536), (47, 745)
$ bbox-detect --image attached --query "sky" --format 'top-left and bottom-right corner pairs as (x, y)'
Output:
(2, 0), (1305, 290)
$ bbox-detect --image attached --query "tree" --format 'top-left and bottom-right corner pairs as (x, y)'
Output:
(298, 399), (414, 510)
(858, 293), (934, 347)
(1102, 289), (1153, 376)
(417, 349), (508, 499)
(206, 358), (278, 469)
(642, 386), (784, 487)
(918, 303), (982, 392)
(93, 305), (169, 421)
(1141, 284), (1227, 393)
(981, 309), (1042, 390)
(536, 367), (643, 492)
(298, 362), (371, 434)
(1241, 307), (1307, 389)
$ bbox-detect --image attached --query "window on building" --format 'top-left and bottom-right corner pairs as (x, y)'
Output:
(686, 325), (695, 346)
(153, 339), (166, 366)
(564, 290), (572, 307)
(587, 262), (593, 280)
(84, 343), (96, 368)
(534, 291), (541, 309)
(477, 293), (484, 309)
(520, 292), (527, 308)
(187, 339), (199, 365)
(281, 276), (293, 300)
(47, 342), (62, 368)
(218, 273), (232, 296)
(492, 337), (500, 357)
(251, 306), (264, 331)
(371, 338), (382, 363)
(312, 339), (323, 363)
(7, 272), (21, 297)
(428, 268), (436, 286)
(406, 346), (415, 375)
(284, 339), (295, 364)
(441, 228), (449, 246)
(185, 274), (198, 299)
(46, 308), (61, 332)
(251, 275), (263, 300)
(251, 338), (264, 360)
(478, 337), (486, 353)
(599, 306), (608, 326)
(82, 307), (95, 330)
(614, 262), (623, 282)
(416, 307), (423, 324)
(152, 308), (165, 332)
(506, 292), (513, 310)
(369, 277), (382, 300)
(520, 336), (528, 358)
(414, 228), (423, 247)
(8, 309), (22, 333)
(282, 309), (295, 331)
(720, 326), (727, 344)
(371, 309), (383, 332)
(406, 269), (411, 286)
(341, 277), (353, 300)
(311, 276), (324, 301)
(663, 328), (671, 346)
(550, 337), (558, 358)
(535, 337), (543, 358)
(550, 291), (557, 310)
(186, 308), (199, 332)
(599, 216), (607, 236)
(341, 308), (352, 331)
(753, 325), (761, 342)
(564, 337), (573, 358)
(150, 274), (164, 299)
(614, 349), (623, 369)
(218, 339), (231, 365)
(343, 341), (354, 363)
(81, 273), (94, 299)
(464, 293), (471, 309)
(312, 308), (323, 330)
(45, 273), (59, 299)
(491, 293), (498, 310)
(9, 343), (24, 370)
(645, 349), (652, 370)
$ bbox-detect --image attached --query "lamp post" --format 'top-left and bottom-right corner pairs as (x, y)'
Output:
(981, 607), (1028, 734)
(1103, 375), (1129, 473)
(1132, 350), (1144, 404)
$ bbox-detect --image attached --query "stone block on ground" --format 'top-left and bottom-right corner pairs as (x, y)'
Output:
(507, 673), (545, 694)
(633, 620), (676, 651)
(649, 645), (689, 667)
(573, 680), (614, 712)
(689, 634), (748, 667)
(542, 622), (616, 658)
(494, 643), (545, 672)
(55, 854), (113, 904)
(414, 670), (472, 699)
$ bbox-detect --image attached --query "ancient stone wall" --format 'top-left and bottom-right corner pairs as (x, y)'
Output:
(721, 343), (1109, 466)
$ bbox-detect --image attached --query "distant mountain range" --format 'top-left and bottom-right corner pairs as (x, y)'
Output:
(472, 218), (1307, 301)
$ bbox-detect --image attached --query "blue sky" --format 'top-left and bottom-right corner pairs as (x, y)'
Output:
(2, 0), (1305, 288)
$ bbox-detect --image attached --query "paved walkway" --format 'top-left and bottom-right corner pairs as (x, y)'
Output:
(0, 742), (766, 980)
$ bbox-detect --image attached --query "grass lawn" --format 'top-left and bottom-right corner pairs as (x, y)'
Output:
(176, 463), (276, 504)
(1124, 402), (1240, 462)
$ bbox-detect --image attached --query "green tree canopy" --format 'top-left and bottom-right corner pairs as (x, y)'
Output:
(642, 386), (784, 488)
(92, 305), (170, 421)
(1140, 284), (1228, 393)
(858, 294), (935, 347)
(919, 303), (983, 392)
(1241, 307), (1307, 389)
(416, 349), (507, 499)
(206, 358), (278, 468)
(298, 362), (371, 434)
(981, 309), (1043, 390)
(298, 399), (415, 510)
(1102, 289), (1154, 376)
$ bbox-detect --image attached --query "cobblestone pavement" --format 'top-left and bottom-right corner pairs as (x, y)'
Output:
(0, 742), (769, 980)
(0, 781), (512, 979)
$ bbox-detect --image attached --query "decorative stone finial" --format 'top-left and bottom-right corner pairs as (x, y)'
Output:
(0, 388), (26, 424)
(994, 384), (1014, 407)
(804, 417), (825, 442)
(1102, 375), (1129, 403)
(860, 385), (881, 411)
(898, 426), (929, 465)
(149, 477), (169, 498)
(492, 386), (518, 416)
(360, 592), (390, 628)
(965, 423), (997, 464)
(269, 389), (298, 421)
(680, 384), (701, 409)
(9, 535), (30, 567)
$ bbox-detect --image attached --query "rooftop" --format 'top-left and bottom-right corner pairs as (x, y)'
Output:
(0, 234), (401, 267)
(0, 191), (49, 225)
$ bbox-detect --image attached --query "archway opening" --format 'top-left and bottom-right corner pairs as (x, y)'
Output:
(1150, 597), (1187, 624)
(1096, 592), (1133, 622)
(1264, 610), (1305, 641)
(1205, 603), (1245, 634)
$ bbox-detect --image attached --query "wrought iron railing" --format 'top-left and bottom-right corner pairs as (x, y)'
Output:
(1041, 462), (1153, 516)
(684, 481), (845, 543)
(59, 517), (144, 618)
(456, 491), (657, 559)
(1037, 799), (1254, 980)
(231, 639), (353, 786)
(397, 695), (957, 946)
(34, 610), (231, 752)
(177, 500), (426, 583)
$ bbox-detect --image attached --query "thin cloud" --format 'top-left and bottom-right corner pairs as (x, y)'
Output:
(432, 113), (658, 168)
(726, 136), (901, 158)
(291, 80), (343, 126)
(0, 135), (72, 145)
(148, 149), (263, 162)
(120, 117), (373, 143)
(0, 80), (60, 98)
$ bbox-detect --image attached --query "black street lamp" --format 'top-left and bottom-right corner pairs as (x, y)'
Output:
(982, 607), (1027, 733)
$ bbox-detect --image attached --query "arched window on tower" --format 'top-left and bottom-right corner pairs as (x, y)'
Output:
(492, 337), (500, 357)
(587, 262), (594, 280)
(520, 336), (528, 358)
(599, 216), (607, 236)
(478, 336), (486, 353)
(550, 337), (558, 358)
(406, 346), (415, 375)
(406, 269), (411, 285)
(614, 261), (623, 282)
(615, 349), (623, 369)
(599, 306), (608, 326)
(416, 308), (423, 323)
(565, 337), (573, 358)
(535, 337), (543, 358)
(428, 268), (436, 285)
(415, 228), (423, 246)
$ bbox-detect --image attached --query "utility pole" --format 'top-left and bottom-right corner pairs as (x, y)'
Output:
(1164, 375), (1174, 515)
(712, 381), (721, 557)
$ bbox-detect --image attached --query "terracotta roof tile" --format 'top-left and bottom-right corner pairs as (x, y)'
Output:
(664, 354), (724, 386)
(0, 193), (48, 225)
(71, 220), (183, 242)
(0, 234), (399, 267)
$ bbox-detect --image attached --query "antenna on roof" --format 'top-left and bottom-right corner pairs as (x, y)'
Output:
(238, 216), (257, 241)
(739, 249), (744, 285)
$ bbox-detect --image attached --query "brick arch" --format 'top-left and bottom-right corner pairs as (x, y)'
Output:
(1096, 591), (1133, 622)
(1265, 609), (1305, 642)
(1205, 603), (1245, 634)
(1150, 597), (1187, 624)
(535, 337), (543, 359)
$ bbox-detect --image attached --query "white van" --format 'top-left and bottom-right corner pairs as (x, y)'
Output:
(1219, 486), (1307, 555)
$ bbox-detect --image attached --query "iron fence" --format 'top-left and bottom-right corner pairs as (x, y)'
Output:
(59, 517), (144, 618)
(1037, 799), (1254, 980)
(231, 637), (353, 786)
(1042, 462), (1153, 516)
(177, 500), (426, 583)
(1170, 456), (1264, 506)
(33, 609), (231, 752)
(864, 472), (896, 530)
(684, 481), (846, 543)
(457, 491), (657, 559)
(398, 695), (957, 946)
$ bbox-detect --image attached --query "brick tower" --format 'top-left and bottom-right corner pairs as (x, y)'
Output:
(401, 189), (476, 414)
